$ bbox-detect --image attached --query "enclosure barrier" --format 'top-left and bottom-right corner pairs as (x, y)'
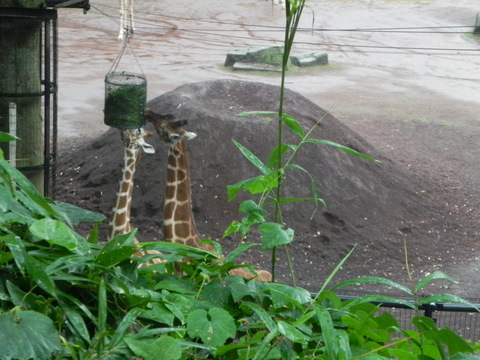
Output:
(0, 8), (58, 197)
(338, 295), (480, 342)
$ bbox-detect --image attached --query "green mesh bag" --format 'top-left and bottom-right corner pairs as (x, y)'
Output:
(104, 41), (147, 129)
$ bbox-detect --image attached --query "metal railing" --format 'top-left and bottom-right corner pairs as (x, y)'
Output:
(339, 295), (480, 342)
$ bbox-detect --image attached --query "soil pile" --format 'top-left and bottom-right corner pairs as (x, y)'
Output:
(56, 79), (470, 294)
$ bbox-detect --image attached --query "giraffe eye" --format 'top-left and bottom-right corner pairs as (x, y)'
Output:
(170, 133), (182, 141)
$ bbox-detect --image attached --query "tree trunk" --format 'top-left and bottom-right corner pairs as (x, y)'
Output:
(0, 6), (45, 193)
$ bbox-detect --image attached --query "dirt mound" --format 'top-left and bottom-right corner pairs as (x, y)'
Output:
(56, 79), (463, 292)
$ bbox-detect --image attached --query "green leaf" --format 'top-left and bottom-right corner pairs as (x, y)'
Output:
(267, 144), (295, 170)
(438, 327), (473, 355)
(60, 301), (91, 343)
(25, 255), (57, 297)
(54, 201), (106, 226)
(314, 304), (338, 359)
(227, 173), (279, 202)
(417, 294), (479, 312)
(266, 283), (311, 308)
(330, 276), (413, 296)
(186, 307), (236, 347)
(0, 156), (60, 218)
(0, 131), (19, 142)
(277, 320), (308, 344)
(95, 231), (137, 267)
(258, 222), (294, 250)
(3, 234), (28, 275)
(232, 140), (271, 176)
(241, 302), (277, 332)
(110, 308), (143, 348)
(125, 336), (182, 360)
(29, 218), (79, 251)
(154, 276), (196, 295)
(0, 310), (61, 360)
(0, 183), (13, 212)
(414, 271), (459, 293)
(281, 113), (305, 138)
(224, 242), (261, 264)
(304, 139), (379, 162)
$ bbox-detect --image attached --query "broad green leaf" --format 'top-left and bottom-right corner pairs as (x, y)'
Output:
(242, 302), (277, 332)
(304, 139), (379, 162)
(412, 316), (446, 359)
(25, 255), (57, 297)
(3, 234), (27, 275)
(29, 218), (78, 251)
(0, 310), (61, 360)
(95, 231), (137, 267)
(186, 307), (236, 347)
(277, 320), (308, 344)
(414, 271), (459, 293)
(281, 113), (305, 138)
(227, 172), (279, 202)
(232, 140), (271, 175)
(0, 183), (13, 211)
(266, 283), (311, 307)
(154, 276), (196, 295)
(141, 303), (175, 327)
(258, 222), (294, 250)
(267, 144), (295, 170)
(239, 199), (267, 217)
(0, 131), (19, 142)
(125, 336), (182, 360)
(54, 201), (106, 226)
(314, 304), (338, 359)
(438, 327), (473, 355)
(60, 301), (91, 343)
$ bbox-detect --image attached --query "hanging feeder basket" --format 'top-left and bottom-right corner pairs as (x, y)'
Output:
(104, 40), (147, 129)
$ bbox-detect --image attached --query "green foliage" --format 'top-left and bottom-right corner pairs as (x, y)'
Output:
(3, 0), (480, 355)
(0, 310), (61, 360)
(0, 133), (478, 358)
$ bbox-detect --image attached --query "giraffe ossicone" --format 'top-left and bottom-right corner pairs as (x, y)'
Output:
(145, 108), (272, 282)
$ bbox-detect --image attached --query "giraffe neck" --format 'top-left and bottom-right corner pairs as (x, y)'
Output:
(163, 140), (211, 250)
(108, 145), (140, 239)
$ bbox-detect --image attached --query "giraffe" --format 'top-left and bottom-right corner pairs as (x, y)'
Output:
(117, 0), (135, 41)
(145, 109), (271, 282)
(108, 128), (162, 266)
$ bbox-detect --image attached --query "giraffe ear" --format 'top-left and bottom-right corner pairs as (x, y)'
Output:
(184, 131), (197, 141)
(137, 137), (156, 154)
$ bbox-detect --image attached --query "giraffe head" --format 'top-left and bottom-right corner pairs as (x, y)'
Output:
(121, 128), (155, 154)
(144, 108), (196, 145)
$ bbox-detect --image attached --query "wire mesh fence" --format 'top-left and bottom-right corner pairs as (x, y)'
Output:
(339, 295), (480, 342)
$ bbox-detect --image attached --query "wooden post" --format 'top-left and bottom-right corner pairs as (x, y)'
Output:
(0, 1), (46, 193)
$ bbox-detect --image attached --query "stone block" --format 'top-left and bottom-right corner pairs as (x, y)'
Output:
(224, 48), (248, 66)
(232, 62), (282, 72)
(291, 52), (329, 67)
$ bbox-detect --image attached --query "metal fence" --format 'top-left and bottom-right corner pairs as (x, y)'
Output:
(339, 295), (480, 342)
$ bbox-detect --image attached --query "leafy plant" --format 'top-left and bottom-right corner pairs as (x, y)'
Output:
(1, 131), (478, 359)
